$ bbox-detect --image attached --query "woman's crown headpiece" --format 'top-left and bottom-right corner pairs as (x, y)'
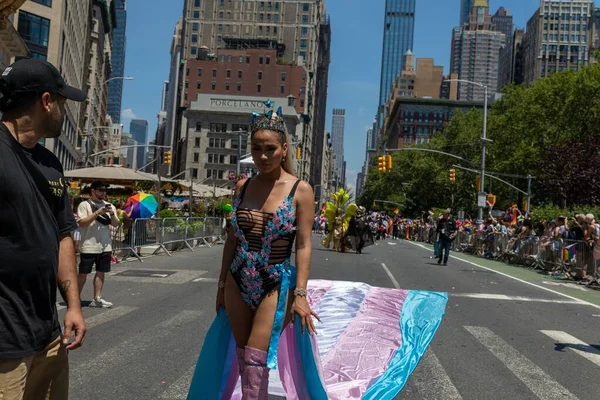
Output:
(250, 99), (287, 135)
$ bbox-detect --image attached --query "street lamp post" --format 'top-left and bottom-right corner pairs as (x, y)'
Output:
(444, 78), (489, 220)
(85, 76), (133, 166)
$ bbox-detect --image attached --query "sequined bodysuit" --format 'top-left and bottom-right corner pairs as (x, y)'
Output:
(230, 178), (301, 310)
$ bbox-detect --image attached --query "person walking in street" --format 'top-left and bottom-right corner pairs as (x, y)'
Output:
(437, 209), (457, 266)
(0, 58), (87, 399)
(76, 181), (120, 308)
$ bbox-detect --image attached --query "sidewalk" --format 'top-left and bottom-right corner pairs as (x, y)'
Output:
(409, 241), (600, 308)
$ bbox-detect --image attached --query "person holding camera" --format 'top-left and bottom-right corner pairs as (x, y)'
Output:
(77, 181), (120, 308)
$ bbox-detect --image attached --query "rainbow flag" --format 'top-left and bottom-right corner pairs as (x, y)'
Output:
(562, 244), (576, 263)
(393, 208), (400, 215)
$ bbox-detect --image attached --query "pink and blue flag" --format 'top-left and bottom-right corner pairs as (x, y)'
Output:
(188, 280), (448, 399)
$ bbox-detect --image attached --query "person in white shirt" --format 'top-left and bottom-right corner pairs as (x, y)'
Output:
(76, 181), (120, 308)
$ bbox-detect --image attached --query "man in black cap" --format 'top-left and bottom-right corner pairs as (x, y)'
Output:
(0, 58), (87, 399)
(437, 209), (457, 266)
(76, 181), (120, 308)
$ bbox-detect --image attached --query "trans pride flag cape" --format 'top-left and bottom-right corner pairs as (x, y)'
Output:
(187, 280), (447, 399)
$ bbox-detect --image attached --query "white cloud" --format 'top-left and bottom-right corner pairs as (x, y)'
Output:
(121, 109), (137, 120)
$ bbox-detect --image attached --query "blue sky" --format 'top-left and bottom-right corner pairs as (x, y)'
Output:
(120, 0), (539, 189)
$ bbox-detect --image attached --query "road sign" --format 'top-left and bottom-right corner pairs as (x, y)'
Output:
(478, 192), (487, 208)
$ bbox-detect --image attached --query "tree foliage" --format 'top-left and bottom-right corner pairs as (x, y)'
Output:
(359, 63), (600, 215)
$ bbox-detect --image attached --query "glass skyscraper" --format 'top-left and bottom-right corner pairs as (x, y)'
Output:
(377, 0), (416, 136)
(107, 0), (127, 123)
(460, 0), (475, 26)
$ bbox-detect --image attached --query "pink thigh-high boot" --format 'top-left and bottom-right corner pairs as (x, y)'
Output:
(242, 346), (270, 400)
(236, 347), (245, 377)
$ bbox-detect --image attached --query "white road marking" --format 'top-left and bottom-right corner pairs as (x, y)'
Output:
(412, 350), (462, 399)
(405, 241), (600, 310)
(160, 365), (195, 399)
(465, 326), (577, 400)
(192, 277), (218, 283)
(71, 310), (202, 387)
(84, 306), (138, 329)
(540, 330), (600, 367)
(380, 263), (400, 289)
(151, 273), (169, 278)
(387, 242), (397, 246)
(451, 293), (584, 304)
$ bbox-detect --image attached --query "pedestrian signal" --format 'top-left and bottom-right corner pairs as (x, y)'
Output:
(377, 156), (387, 172)
(449, 169), (456, 182)
(164, 151), (172, 166)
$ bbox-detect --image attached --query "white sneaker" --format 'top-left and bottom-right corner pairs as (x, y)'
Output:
(90, 297), (113, 308)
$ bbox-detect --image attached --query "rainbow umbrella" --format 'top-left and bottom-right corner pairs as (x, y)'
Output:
(125, 193), (158, 219)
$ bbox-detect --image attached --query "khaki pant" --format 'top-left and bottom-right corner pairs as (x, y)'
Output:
(0, 336), (68, 400)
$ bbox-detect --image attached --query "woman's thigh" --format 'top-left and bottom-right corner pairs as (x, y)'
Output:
(224, 271), (254, 348)
(247, 286), (294, 351)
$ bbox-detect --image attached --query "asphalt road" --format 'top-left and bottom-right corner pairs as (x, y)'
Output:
(64, 237), (600, 400)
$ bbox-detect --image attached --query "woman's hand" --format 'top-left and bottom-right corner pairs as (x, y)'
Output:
(292, 295), (321, 335)
(215, 287), (225, 313)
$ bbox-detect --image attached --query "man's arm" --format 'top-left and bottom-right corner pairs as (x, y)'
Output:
(58, 234), (86, 350)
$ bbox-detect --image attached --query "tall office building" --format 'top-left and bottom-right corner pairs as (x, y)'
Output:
(492, 7), (514, 90)
(460, 0), (475, 26)
(522, 0), (593, 85)
(13, 0), (93, 170)
(376, 0), (416, 140)
(450, 0), (505, 101)
(107, 0), (127, 123)
(130, 119), (148, 170)
(0, 4), (29, 70)
(331, 109), (345, 180)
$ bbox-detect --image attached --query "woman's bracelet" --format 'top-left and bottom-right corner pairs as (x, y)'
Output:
(293, 288), (307, 298)
(218, 280), (226, 289)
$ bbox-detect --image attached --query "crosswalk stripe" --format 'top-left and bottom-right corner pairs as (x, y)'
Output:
(412, 350), (462, 399)
(160, 365), (195, 399)
(71, 310), (202, 388)
(465, 326), (577, 400)
(84, 306), (138, 330)
(540, 330), (600, 367)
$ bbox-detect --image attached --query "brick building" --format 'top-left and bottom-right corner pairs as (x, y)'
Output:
(184, 48), (307, 114)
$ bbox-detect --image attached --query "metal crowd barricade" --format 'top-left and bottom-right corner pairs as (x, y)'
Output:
(161, 217), (193, 252)
(186, 217), (211, 248)
(203, 217), (227, 245)
(131, 218), (170, 259)
(110, 222), (141, 262)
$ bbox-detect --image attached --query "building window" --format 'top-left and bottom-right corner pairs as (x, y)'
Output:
(191, 47), (197, 56)
(226, 70), (231, 78)
(302, 73), (306, 81)
(32, 0), (52, 5)
(192, 22), (199, 31)
(299, 51), (306, 60)
(238, 71), (243, 78)
(280, 85), (285, 94)
(301, 27), (308, 37)
(273, 26), (278, 34)
(195, 122), (202, 131)
(18, 11), (50, 49)
(237, 83), (242, 91)
(257, 84), (262, 93)
(274, 14), (279, 23)
(239, 56), (244, 63)
(219, 12), (223, 19)
(226, 82), (230, 91)
(194, 0), (200, 6)
(195, 137), (201, 148)
(302, 3), (310, 12)
(193, 11), (200, 18)
(197, 68), (203, 76)
(192, 168), (198, 178)
(300, 99), (305, 107)
(186, 68), (190, 76)
(230, 155), (238, 165)
(258, 71), (263, 80)
(302, 15), (309, 24)
(227, 55), (232, 63)
(259, 56), (264, 64)
(212, 69), (217, 77)
(192, 34), (198, 43)
(266, 56), (271, 65)
(211, 82), (216, 90)
(193, 153), (200, 163)
(246, 56), (251, 63)
(281, 72), (286, 81)
(300, 39), (307, 48)
(197, 81), (202, 89)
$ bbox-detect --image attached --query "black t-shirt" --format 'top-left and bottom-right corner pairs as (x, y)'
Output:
(0, 123), (77, 358)
(437, 218), (457, 240)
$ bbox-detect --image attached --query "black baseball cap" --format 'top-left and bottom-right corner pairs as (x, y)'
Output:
(0, 58), (86, 103)
(90, 181), (109, 190)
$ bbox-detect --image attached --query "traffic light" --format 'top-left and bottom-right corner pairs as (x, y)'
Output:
(449, 169), (456, 182)
(377, 156), (387, 172)
(487, 194), (497, 208)
(386, 155), (392, 170)
(163, 151), (172, 166)
(476, 175), (481, 191)
(296, 147), (301, 160)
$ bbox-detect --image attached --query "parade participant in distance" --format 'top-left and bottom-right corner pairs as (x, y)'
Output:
(0, 58), (87, 399)
(437, 209), (457, 266)
(76, 181), (120, 308)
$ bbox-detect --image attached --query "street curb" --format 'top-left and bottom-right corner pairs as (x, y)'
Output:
(404, 240), (600, 310)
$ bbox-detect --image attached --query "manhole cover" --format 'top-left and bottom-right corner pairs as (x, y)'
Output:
(115, 270), (176, 278)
